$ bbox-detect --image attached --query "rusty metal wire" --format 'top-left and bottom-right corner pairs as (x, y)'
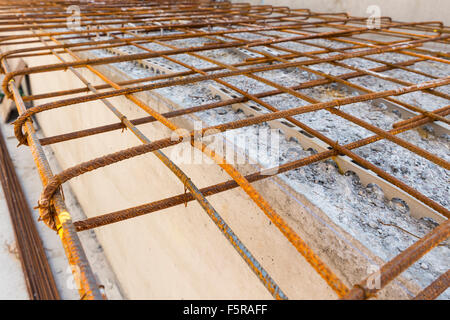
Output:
(0, 0), (448, 300)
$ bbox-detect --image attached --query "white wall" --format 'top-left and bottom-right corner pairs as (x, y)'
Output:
(233, 0), (450, 26)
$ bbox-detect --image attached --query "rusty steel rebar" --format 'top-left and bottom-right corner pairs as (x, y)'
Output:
(413, 270), (450, 300)
(72, 104), (450, 232)
(34, 23), (288, 300)
(0, 115), (60, 300)
(342, 220), (449, 300)
(0, 55), (103, 300)
(0, 0), (448, 300)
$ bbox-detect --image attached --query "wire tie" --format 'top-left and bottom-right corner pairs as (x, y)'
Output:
(120, 116), (128, 132)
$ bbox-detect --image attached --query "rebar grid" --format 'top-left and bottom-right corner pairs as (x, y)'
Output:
(0, 0), (448, 300)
